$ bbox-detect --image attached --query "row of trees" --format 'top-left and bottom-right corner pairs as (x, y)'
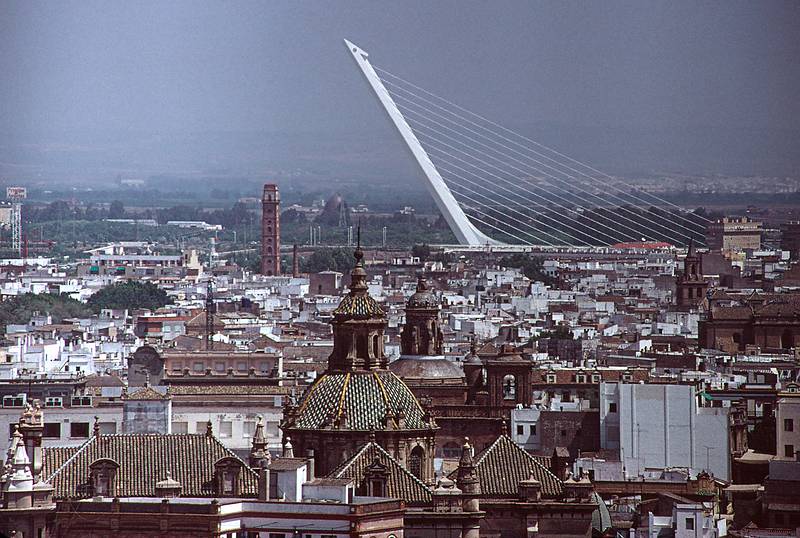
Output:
(0, 282), (173, 334)
(24, 201), (258, 228)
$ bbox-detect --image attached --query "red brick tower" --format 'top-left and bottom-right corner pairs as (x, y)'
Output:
(261, 184), (280, 276)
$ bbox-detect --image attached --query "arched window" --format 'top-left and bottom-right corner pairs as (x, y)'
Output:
(357, 334), (369, 359)
(409, 446), (424, 479)
(372, 334), (381, 358)
(214, 457), (242, 496)
(782, 329), (793, 350)
(503, 374), (517, 400)
(89, 459), (119, 497)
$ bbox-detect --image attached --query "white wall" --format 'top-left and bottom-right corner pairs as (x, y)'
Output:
(617, 383), (730, 480)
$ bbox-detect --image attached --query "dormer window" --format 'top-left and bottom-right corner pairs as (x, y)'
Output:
(546, 374), (557, 384)
(592, 374), (602, 383)
(214, 457), (242, 496)
(576, 374), (586, 383)
(622, 373), (633, 382)
(89, 459), (119, 497)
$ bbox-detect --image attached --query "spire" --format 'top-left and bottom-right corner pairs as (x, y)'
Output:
(249, 415), (271, 468)
(348, 221), (368, 294)
(6, 426), (34, 493)
(283, 436), (294, 458)
(456, 437), (480, 511)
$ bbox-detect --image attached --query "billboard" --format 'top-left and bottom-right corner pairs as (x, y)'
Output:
(6, 186), (27, 199)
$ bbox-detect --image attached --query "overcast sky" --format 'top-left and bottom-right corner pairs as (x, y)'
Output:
(1, 1), (799, 178)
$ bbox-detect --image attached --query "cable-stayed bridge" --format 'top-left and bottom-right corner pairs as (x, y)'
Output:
(346, 40), (709, 248)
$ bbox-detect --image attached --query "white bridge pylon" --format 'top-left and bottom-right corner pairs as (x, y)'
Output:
(345, 39), (500, 246)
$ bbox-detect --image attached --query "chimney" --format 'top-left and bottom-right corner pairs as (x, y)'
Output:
(258, 466), (270, 500)
(306, 449), (315, 481)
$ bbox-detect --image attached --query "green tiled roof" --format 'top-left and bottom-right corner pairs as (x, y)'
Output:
(329, 441), (432, 505)
(293, 371), (429, 431)
(450, 435), (563, 498)
(43, 433), (258, 499)
(332, 293), (385, 319)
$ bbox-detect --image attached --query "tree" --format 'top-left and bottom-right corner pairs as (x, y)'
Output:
(0, 293), (92, 332)
(87, 281), (171, 312)
(411, 243), (431, 260)
(500, 253), (552, 284)
(108, 200), (125, 219)
(301, 247), (356, 273)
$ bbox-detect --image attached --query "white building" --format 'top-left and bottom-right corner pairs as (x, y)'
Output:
(600, 382), (730, 480)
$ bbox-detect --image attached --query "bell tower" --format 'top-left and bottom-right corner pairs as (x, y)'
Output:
(676, 240), (708, 307)
(401, 274), (444, 356)
(261, 184), (281, 276)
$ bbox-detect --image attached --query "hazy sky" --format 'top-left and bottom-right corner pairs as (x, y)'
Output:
(1, 1), (799, 178)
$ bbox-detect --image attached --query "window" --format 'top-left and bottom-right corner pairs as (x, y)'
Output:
(269, 533), (285, 538)
(99, 422), (117, 435)
(3, 395), (25, 408)
(219, 421), (233, 438)
(70, 422), (90, 438)
(43, 423), (61, 439)
(785, 444), (795, 458)
(517, 424), (524, 436)
(409, 446), (425, 479)
(785, 419), (794, 432)
(45, 397), (63, 408)
(576, 374), (586, 383)
(503, 375), (517, 400)
(195, 422), (207, 434)
(685, 517), (694, 530)
(560, 429), (567, 437)
(608, 403), (617, 413)
(71, 396), (92, 407)
(243, 420), (256, 438)
(172, 421), (188, 434)
(530, 424), (536, 435)
(546, 374), (557, 384)
(622, 374), (633, 382)
(371, 478), (385, 497)
(592, 374), (601, 383)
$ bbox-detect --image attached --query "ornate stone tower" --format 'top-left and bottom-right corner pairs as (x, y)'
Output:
(676, 240), (708, 307)
(261, 184), (280, 276)
(400, 275), (444, 356)
(282, 238), (438, 481)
